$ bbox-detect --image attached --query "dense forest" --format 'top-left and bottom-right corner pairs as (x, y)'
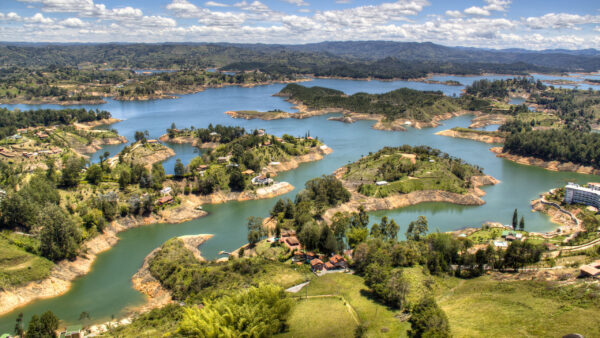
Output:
(0, 107), (111, 139)
(503, 129), (600, 168)
(465, 77), (546, 98)
(279, 83), (462, 121)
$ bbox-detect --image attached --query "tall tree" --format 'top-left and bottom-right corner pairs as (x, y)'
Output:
(174, 159), (185, 179)
(512, 209), (518, 229)
(247, 216), (266, 246)
(406, 216), (429, 241)
(519, 216), (525, 231)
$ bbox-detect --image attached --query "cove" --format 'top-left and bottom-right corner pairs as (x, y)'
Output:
(1, 75), (599, 331)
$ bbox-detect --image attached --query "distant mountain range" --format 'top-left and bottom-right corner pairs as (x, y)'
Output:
(1, 40), (599, 72)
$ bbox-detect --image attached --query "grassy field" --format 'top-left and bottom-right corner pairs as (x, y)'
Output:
(0, 237), (53, 288)
(437, 276), (600, 337)
(280, 273), (410, 337)
(279, 297), (358, 338)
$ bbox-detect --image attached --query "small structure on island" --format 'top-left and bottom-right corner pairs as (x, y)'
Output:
(376, 181), (388, 186)
(160, 186), (172, 196)
(217, 156), (230, 163)
(242, 169), (255, 175)
(147, 139), (159, 143)
(252, 175), (273, 186)
(257, 129), (266, 136)
(269, 161), (281, 166)
(580, 260), (600, 277)
(493, 240), (508, 248)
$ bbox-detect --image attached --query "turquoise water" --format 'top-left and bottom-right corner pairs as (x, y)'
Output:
(0, 76), (598, 331)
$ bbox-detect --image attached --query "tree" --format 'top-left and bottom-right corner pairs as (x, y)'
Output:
(134, 130), (146, 143)
(406, 216), (428, 241)
(298, 222), (321, 251)
(519, 216), (525, 231)
(347, 227), (369, 248)
(174, 159), (185, 179)
(408, 297), (451, 338)
(39, 204), (82, 261)
(86, 164), (103, 185)
(61, 156), (85, 187)
(26, 311), (59, 338)
(15, 312), (24, 337)
(151, 163), (166, 189)
(351, 206), (369, 229)
(247, 216), (266, 246)
(512, 209), (518, 229)
(228, 168), (246, 192)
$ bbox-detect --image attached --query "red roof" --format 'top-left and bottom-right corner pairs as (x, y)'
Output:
(285, 237), (300, 246)
(324, 262), (335, 270)
(310, 258), (323, 267)
(330, 254), (344, 264)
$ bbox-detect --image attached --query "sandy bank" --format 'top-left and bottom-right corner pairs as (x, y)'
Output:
(468, 113), (510, 129)
(435, 129), (505, 144)
(322, 167), (499, 223)
(490, 147), (600, 175)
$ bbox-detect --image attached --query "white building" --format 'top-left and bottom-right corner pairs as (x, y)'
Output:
(564, 182), (600, 209)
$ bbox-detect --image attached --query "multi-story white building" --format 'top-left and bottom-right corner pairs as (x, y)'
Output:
(564, 182), (600, 209)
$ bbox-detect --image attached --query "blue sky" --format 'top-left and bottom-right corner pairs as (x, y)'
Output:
(1, 0), (599, 49)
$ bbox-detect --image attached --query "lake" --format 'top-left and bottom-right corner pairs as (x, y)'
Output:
(0, 75), (598, 331)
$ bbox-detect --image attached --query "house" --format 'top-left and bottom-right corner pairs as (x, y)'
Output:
(580, 261), (600, 277)
(227, 163), (239, 167)
(35, 131), (49, 139)
(257, 129), (266, 136)
(242, 169), (255, 175)
(160, 187), (172, 195)
(281, 236), (301, 251)
(59, 325), (83, 338)
(505, 234), (517, 241)
(329, 254), (348, 269)
(493, 240), (508, 248)
(209, 132), (219, 137)
(217, 156), (230, 163)
(147, 139), (159, 143)
(252, 175), (273, 185)
(196, 165), (209, 172)
(307, 136), (314, 140)
(269, 161), (281, 166)
(156, 195), (174, 206)
(310, 259), (324, 272)
(376, 181), (388, 186)
(324, 262), (335, 270)
(7, 134), (21, 140)
(292, 251), (305, 262)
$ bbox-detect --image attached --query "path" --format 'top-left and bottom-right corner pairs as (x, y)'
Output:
(285, 281), (310, 293)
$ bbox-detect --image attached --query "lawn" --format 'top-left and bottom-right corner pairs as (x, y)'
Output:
(0, 237), (53, 288)
(279, 297), (357, 338)
(437, 276), (600, 337)
(283, 273), (410, 337)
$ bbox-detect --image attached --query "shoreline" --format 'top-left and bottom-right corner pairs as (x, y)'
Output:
(0, 144), (332, 315)
(130, 234), (212, 315)
(322, 167), (499, 222)
(435, 129), (505, 144)
(490, 147), (600, 175)
(0, 198), (209, 316)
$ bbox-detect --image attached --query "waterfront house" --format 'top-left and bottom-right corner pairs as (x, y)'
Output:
(160, 187), (172, 195)
(493, 240), (508, 248)
(59, 325), (83, 338)
(376, 181), (389, 186)
(252, 175), (273, 185)
(157, 195), (174, 206)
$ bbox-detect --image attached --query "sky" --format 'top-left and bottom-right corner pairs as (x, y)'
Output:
(0, 0), (599, 50)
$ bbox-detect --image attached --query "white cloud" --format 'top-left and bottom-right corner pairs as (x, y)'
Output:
(205, 1), (229, 6)
(0, 12), (23, 21)
(464, 6), (490, 16)
(483, 0), (511, 12)
(26, 13), (54, 24)
(445, 10), (462, 18)
(595, 26), (600, 32)
(60, 17), (85, 27)
(298, 8), (310, 13)
(524, 13), (600, 30)
(281, 0), (309, 6)
(335, 0), (352, 3)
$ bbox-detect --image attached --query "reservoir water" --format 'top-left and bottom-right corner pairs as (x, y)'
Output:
(1, 75), (598, 331)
